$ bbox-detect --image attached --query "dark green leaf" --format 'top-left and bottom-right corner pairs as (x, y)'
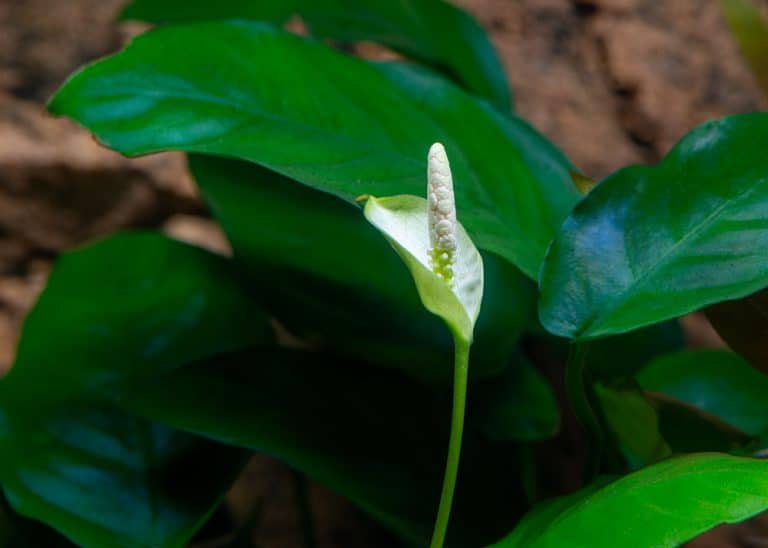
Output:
(0, 491), (77, 547)
(120, 0), (293, 24)
(0, 232), (269, 546)
(190, 156), (534, 381)
(301, 0), (512, 110)
(637, 350), (768, 436)
(49, 22), (579, 279)
(540, 113), (768, 339)
(473, 357), (559, 442)
(121, 0), (512, 110)
(594, 383), (751, 470)
(593, 384), (671, 470)
(492, 454), (768, 547)
(0, 407), (247, 548)
(0, 232), (270, 407)
(0, 496), (13, 546)
(115, 348), (530, 547)
(585, 321), (685, 381)
(650, 393), (753, 454)
(721, 0), (768, 95)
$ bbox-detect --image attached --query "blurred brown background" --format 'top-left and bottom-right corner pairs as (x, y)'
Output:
(1, 0), (766, 546)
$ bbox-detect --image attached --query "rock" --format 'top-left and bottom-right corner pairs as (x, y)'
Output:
(0, 94), (199, 253)
(457, 0), (766, 178)
(0, 0), (124, 101)
(163, 214), (232, 256)
(0, 260), (50, 374)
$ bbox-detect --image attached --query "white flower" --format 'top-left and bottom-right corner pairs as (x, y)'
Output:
(427, 142), (457, 286)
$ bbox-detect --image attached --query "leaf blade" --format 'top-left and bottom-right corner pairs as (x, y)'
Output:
(0, 232), (268, 546)
(540, 113), (768, 339)
(49, 22), (579, 279)
(120, 0), (512, 109)
(492, 454), (768, 547)
(636, 350), (768, 436)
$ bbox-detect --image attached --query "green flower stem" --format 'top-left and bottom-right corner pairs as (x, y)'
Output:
(430, 335), (471, 548)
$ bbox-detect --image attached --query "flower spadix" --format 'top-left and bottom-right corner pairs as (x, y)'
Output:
(363, 143), (484, 343)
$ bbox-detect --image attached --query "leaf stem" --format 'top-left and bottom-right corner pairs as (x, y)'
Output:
(430, 335), (470, 548)
(566, 342), (603, 480)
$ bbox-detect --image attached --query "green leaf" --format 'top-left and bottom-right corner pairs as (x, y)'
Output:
(491, 480), (609, 548)
(0, 232), (270, 546)
(115, 348), (530, 547)
(0, 232), (270, 406)
(302, 0), (512, 110)
(649, 393), (753, 454)
(585, 321), (685, 381)
(120, 0), (512, 110)
(721, 0), (768, 95)
(0, 407), (247, 548)
(492, 454), (768, 547)
(0, 496), (13, 546)
(190, 156), (533, 381)
(49, 21), (579, 279)
(593, 384), (672, 470)
(363, 194), (483, 342)
(637, 350), (768, 436)
(705, 288), (768, 373)
(473, 357), (559, 442)
(593, 383), (751, 470)
(540, 113), (768, 339)
(0, 491), (77, 547)
(120, 0), (293, 24)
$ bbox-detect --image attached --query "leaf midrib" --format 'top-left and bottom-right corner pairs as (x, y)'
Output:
(579, 177), (767, 337)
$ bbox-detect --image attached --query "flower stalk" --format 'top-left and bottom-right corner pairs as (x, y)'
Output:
(427, 142), (469, 548)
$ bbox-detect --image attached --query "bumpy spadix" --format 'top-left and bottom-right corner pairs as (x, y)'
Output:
(428, 143), (458, 287)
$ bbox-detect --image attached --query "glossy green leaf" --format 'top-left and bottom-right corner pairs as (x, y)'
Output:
(0, 408), (247, 548)
(49, 21), (579, 279)
(115, 348), (530, 547)
(190, 156), (534, 381)
(540, 113), (768, 339)
(493, 454), (768, 547)
(0, 232), (269, 546)
(120, 0), (512, 110)
(721, 0), (768, 95)
(364, 195), (483, 342)
(706, 288), (768, 373)
(120, 0), (293, 24)
(637, 350), (768, 436)
(473, 358), (559, 442)
(302, 0), (511, 110)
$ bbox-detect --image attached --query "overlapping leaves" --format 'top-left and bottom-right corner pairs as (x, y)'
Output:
(121, 0), (512, 109)
(49, 21), (579, 279)
(0, 233), (264, 546)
